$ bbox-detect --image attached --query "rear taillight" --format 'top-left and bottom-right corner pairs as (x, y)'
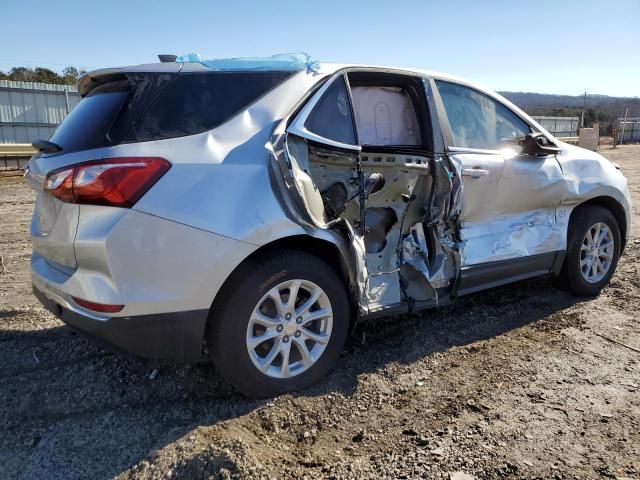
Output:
(44, 157), (171, 208)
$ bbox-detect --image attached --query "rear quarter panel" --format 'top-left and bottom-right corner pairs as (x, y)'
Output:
(130, 69), (329, 246)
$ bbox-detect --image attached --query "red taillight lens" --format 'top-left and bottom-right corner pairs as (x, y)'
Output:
(44, 167), (75, 202)
(71, 297), (124, 313)
(44, 157), (170, 207)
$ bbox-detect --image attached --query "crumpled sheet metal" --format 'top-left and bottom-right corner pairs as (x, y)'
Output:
(401, 223), (431, 280)
(446, 146), (568, 266)
(269, 118), (370, 315)
(347, 223), (371, 314)
(557, 143), (631, 218)
(431, 154), (463, 287)
(459, 210), (563, 265)
(428, 226), (459, 289)
(554, 142), (632, 250)
(175, 52), (320, 73)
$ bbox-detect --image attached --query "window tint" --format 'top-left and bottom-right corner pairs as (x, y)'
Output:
(46, 71), (293, 154)
(124, 71), (294, 142)
(48, 82), (130, 154)
(108, 73), (176, 143)
(305, 76), (356, 145)
(435, 80), (530, 150)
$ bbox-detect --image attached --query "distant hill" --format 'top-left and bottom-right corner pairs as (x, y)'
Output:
(498, 91), (640, 133)
(499, 91), (640, 110)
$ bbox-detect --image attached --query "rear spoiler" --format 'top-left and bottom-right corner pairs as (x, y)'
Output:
(77, 69), (127, 97)
(77, 63), (183, 97)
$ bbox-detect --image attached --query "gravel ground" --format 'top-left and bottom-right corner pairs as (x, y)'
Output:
(1, 146), (639, 480)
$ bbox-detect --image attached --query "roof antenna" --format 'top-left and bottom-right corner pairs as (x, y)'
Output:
(158, 54), (177, 63)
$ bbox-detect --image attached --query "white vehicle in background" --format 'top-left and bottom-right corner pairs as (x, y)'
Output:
(27, 54), (631, 397)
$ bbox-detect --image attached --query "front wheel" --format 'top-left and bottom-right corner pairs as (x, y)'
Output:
(559, 206), (621, 296)
(209, 251), (350, 397)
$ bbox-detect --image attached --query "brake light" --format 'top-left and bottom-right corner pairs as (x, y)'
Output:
(44, 167), (75, 202)
(72, 297), (124, 313)
(44, 157), (170, 207)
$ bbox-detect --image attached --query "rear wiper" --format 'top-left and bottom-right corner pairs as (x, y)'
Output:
(32, 139), (62, 154)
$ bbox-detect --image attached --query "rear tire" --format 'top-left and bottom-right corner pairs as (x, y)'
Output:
(558, 206), (620, 296)
(209, 250), (350, 397)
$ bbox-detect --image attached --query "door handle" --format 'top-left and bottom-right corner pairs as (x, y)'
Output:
(461, 167), (490, 178)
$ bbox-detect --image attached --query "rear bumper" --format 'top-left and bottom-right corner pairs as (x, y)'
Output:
(33, 284), (208, 361)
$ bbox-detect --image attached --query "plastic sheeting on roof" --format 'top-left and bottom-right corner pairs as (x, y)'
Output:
(174, 52), (320, 73)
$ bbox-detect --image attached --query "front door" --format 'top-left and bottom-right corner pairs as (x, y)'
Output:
(433, 80), (565, 270)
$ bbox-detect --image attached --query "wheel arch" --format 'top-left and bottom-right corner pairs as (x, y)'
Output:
(205, 234), (359, 341)
(570, 196), (628, 253)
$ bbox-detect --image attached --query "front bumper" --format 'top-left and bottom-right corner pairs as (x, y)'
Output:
(33, 285), (208, 361)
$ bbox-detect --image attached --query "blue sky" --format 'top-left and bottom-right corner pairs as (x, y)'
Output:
(2, 0), (639, 96)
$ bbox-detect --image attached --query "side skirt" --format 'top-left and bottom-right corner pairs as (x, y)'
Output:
(360, 288), (451, 321)
(454, 251), (565, 297)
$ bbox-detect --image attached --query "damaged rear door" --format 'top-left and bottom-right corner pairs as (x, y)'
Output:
(282, 71), (457, 315)
(432, 80), (565, 295)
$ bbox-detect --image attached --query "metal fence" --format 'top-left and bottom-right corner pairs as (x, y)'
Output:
(616, 117), (640, 144)
(531, 116), (579, 138)
(0, 80), (80, 144)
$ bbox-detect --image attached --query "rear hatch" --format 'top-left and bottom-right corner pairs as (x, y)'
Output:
(28, 67), (180, 273)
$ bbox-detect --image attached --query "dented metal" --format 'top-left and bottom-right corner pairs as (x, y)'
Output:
(30, 60), (632, 326)
(272, 67), (631, 317)
(449, 146), (566, 266)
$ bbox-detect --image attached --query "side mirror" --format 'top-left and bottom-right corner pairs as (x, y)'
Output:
(520, 132), (561, 156)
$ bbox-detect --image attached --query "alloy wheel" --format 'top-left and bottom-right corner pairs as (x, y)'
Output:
(246, 279), (333, 379)
(580, 222), (615, 283)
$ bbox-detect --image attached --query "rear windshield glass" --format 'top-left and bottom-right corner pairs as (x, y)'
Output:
(48, 81), (129, 154)
(121, 71), (295, 142)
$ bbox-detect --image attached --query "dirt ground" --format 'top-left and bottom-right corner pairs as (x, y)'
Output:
(1, 146), (639, 480)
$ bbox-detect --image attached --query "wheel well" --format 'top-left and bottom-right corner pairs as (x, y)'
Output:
(250, 235), (354, 284)
(206, 235), (358, 338)
(571, 196), (627, 252)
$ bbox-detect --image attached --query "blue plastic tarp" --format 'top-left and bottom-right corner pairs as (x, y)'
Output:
(175, 52), (320, 72)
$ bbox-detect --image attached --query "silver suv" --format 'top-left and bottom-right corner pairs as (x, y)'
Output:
(28, 57), (631, 397)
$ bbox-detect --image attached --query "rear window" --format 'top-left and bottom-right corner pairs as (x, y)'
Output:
(48, 81), (130, 154)
(48, 71), (294, 154)
(121, 71), (294, 142)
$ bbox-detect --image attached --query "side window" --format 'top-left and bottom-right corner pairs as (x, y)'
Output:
(305, 75), (356, 145)
(435, 80), (530, 150)
(121, 71), (294, 142)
